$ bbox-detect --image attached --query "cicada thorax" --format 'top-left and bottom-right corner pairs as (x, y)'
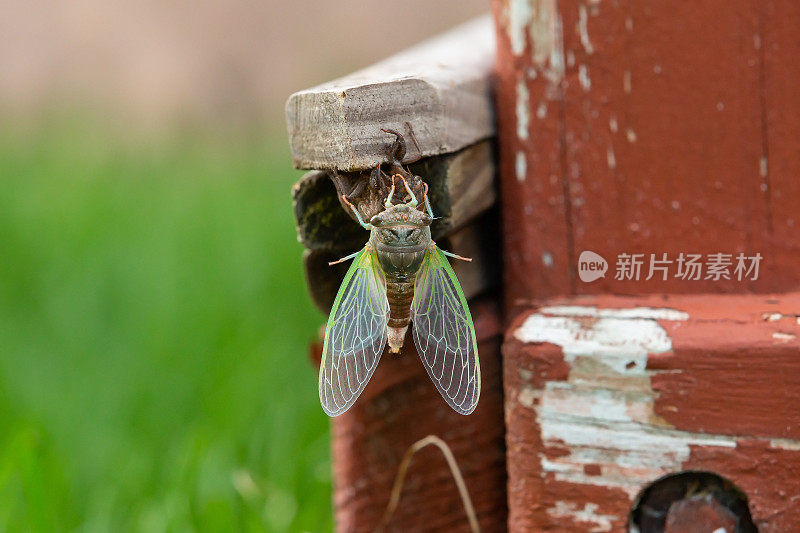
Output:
(369, 203), (432, 353)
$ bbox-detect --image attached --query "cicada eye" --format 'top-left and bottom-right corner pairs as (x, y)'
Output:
(421, 213), (433, 226)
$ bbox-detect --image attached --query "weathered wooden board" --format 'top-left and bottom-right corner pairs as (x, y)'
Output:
(503, 293), (800, 532)
(285, 16), (495, 171)
(491, 0), (800, 302)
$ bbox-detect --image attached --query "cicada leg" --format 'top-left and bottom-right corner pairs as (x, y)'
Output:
(440, 248), (472, 262)
(341, 195), (373, 230)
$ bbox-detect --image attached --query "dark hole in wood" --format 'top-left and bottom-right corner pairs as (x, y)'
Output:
(629, 471), (757, 533)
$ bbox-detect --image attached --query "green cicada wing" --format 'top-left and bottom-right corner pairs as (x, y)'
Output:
(412, 245), (480, 415)
(320, 246), (388, 417)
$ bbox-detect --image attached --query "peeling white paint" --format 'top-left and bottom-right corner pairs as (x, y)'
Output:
(538, 305), (690, 321)
(518, 384), (540, 408)
(536, 100), (548, 119)
(542, 251), (554, 267)
(510, 307), (768, 499)
(508, 0), (534, 56)
(606, 144), (616, 170)
(548, 501), (615, 532)
(579, 64), (591, 91)
(771, 438), (800, 451)
(516, 78), (530, 140)
(578, 5), (595, 54)
(516, 150), (527, 183)
(609, 115), (618, 133)
(527, 0), (565, 84)
(515, 311), (679, 372)
(773, 331), (796, 342)
(626, 128), (637, 143)
(623, 70), (632, 93)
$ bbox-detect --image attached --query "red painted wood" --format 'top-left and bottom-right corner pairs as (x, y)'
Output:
(502, 293), (800, 532)
(761, 0), (800, 288)
(491, 0), (573, 305)
(328, 299), (507, 532)
(492, 0), (800, 305)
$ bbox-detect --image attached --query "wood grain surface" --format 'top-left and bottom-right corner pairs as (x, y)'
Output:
(286, 17), (495, 171)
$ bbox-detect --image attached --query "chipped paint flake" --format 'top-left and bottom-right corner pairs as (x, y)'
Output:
(539, 305), (690, 321)
(606, 144), (616, 170)
(518, 384), (540, 408)
(626, 128), (637, 143)
(609, 115), (618, 133)
(508, 0), (533, 56)
(536, 100), (548, 119)
(527, 0), (565, 84)
(578, 5), (595, 54)
(515, 311), (679, 371)
(773, 331), (797, 342)
(548, 501), (615, 532)
(516, 78), (530, 140)
(516, 150), (527, 182)
(623, 70), (632, 93)
(579, 64), (591, 91)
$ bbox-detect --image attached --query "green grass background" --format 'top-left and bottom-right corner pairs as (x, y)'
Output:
(0, 120), (331, 531)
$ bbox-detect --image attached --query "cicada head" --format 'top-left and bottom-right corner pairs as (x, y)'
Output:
(369, 204), (431, 248)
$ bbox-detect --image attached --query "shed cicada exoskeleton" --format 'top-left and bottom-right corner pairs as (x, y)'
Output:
(319, 168), (480, 417)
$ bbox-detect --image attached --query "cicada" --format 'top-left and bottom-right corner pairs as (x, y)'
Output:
(319, 174), (480, 416)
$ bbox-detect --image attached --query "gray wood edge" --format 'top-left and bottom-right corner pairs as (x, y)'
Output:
(285, 16), (495, 171)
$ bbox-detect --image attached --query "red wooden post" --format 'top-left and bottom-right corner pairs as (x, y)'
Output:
(491, 0), (800, 530)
